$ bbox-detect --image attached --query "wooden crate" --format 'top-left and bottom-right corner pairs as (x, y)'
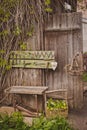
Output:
(46, 101), (68, 119)
(45, 89), (68, 118)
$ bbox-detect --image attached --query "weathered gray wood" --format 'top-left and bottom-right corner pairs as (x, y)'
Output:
(9, 51), (57, 69)
(5, 12), (83, 110)
(44, 12), (83, 109)
(45, 27), (80, 32)
(16, 105), (38, 116)
(9, 86), (48, 95)
(46, 89), (67, 100)
(10, 51), (55, 60)
(10, 59), (56, 69)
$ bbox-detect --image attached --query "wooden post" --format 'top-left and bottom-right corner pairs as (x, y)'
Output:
(13, 94), (16, 111)
(43, 93), (46, 115)
(35, 95), (38, 116)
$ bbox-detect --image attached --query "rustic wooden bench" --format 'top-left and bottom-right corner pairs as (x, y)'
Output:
(5, 86), (48, 117)
(6, 51), (57, 116)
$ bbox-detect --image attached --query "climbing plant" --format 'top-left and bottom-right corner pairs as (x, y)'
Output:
(0, 0), (86, 92)
(0, 0), (53, 92)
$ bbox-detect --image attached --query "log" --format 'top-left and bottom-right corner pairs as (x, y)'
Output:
(16, 105), (37, 116)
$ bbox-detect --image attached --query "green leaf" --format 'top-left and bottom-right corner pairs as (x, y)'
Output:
(45, 0), (51, 6)
(13, 26), (21, 36)
(45, 7), (53, 13)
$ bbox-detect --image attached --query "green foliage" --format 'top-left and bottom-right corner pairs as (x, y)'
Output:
(13, 26), (21, 36)
(30, 116), (74, 130)
(0, 58), (7, 68)
(44, 0), (52, 13)
(82, 72), (87, 82)
(47, 98), (68, 110)
(27, 25), (34, 37)
(0, 50), (5, 54)
(0, 112), (74, 130)
(18, 42), (27, 50)
(0, 58), (11, 71)
(0, 30), (9, 36)
(45, 7), (53, 13)
(0, 6), (10, 22)
(0, 50), (11, 71)
(0, 112), (30, 130)
(45, 0), (51, 6)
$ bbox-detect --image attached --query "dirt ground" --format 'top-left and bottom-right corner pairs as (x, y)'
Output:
(68, 96), (87, 130)
(0, 96), (87, 130)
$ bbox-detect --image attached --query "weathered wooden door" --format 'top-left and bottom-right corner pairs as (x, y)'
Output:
(44, 12), (83, 108)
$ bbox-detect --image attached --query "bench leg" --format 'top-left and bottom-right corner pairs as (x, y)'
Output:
(13, 94), (16, 111)
(35, 95), (38, 116)
(43, 93), (46, 115)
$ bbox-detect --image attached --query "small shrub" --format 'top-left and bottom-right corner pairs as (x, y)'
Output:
(0, 112), (74, 130)
(30, 116), (74, 130)
(0, 112), (30, 130)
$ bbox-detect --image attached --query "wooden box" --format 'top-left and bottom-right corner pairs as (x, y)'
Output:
(46, 100), (68, 119)
(45, 89), (68, 118)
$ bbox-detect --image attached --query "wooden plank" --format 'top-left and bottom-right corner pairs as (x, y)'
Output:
(45, 27), (80, 32)
(9, 51), (57, 69)
(11, 86), (48, 90)
(73, 30), (83, 108)
(44, 12), (83, 109)
(46, 89), (67, 93)
(16, 105), (38, 116)
(10, 51), (55, 60)
(46, 89), (67, 100)
(65, 29), (77, 106)
(9, 86), (48, 95)
(9, 59), (57, 69)
(66, 17), (74, 108)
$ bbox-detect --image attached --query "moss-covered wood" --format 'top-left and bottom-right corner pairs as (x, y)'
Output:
(9, 51), (57, 69)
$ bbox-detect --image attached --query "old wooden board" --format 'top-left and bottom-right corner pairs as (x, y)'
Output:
(10, 51), (55, 60)
(44, 12), (83, 109)
(9, 51), (57, 69)
(8, 86), (48, 95)
(9, 59), (57, 69)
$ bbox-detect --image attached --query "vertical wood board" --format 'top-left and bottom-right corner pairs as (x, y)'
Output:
(44, 12), (83, 109)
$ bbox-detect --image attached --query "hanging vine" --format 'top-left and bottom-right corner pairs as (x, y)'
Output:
(0, 0), (85, 92)
(0, 0), (53, 91)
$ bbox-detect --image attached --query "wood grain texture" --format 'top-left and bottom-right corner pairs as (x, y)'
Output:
(44, 12), (83, 109)
(9, 51), (57, 69)
(5, 12), (83, 110)
(9, 86), (48, 95)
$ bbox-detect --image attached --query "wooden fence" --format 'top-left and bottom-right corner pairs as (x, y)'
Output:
(5, 12), (83, 109)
